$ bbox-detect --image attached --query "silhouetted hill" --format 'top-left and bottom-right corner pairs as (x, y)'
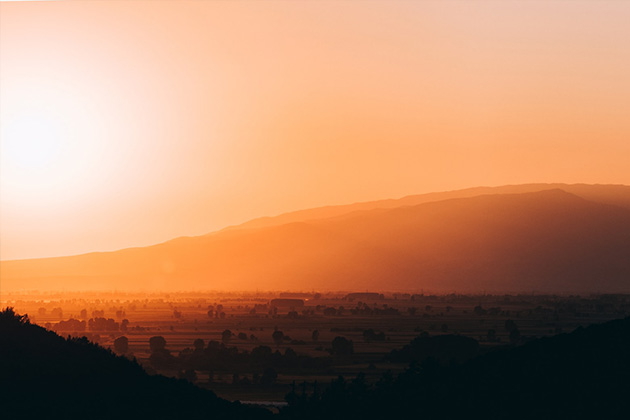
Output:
(2, 186), (630, 292)
(280, 316), (630, 420)
(223, 183), (630, 231)
(4, 310), (630, 420)
(0, 308), (270, 420)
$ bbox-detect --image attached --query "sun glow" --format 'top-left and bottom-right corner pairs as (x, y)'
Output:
(1, 1), (630, 261)
(1, 94), (99, 197)
(4, 112), (65, 172)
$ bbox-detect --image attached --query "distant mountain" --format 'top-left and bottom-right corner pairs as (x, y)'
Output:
(0, 308), (269, 420)
(2, 185), (630, 292)
(222, 183), (630, 231)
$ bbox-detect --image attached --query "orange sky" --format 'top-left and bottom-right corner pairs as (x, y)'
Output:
(1, 1), (629, 260)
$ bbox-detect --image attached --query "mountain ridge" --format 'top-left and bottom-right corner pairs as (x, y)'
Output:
(4, 183), (630, 263)
(3, 186), (630, 293)
(218, 183), (630, 232)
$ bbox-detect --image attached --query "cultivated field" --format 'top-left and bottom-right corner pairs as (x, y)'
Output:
(4, 290), (629, 401)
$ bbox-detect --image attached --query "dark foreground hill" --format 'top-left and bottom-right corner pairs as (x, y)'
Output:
(3, 307), (630, 420)
(279, 315), (630, 420)
(3, 188), (630, 292)
(0, 308), (270, 420)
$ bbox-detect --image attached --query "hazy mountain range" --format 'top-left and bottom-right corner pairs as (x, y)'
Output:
(2, 183), (630, 293)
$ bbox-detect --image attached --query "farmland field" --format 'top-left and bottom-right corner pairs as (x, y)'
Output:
(4, 290), (629, 402)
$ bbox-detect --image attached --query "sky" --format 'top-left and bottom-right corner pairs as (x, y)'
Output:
(1, 0), (629, 261)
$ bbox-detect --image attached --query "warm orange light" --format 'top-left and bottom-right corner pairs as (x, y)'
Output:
(1, 1), (629, 262)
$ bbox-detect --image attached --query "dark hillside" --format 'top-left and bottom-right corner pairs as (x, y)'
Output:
(0, 308), (270, 420)
(281, 316), (630, 419)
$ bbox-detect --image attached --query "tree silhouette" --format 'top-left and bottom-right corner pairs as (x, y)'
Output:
(260, 367), (278, 386)
(221, 329), (232, 344)
(487, 329), (497, 342)
(113, 336), (128, 354)
(178, 368), (197, 383)
(331, 336), (354, 355)
(272, 330), (284, 347)
(149, 336), (174, 369)
(0, 307), (29, 325)
(193, 338), (205, 352)
(149, 336), (167, 352)
(363, 329), (385, 343)
(505, 319), (521, 344)
(509, 327), (521, 345)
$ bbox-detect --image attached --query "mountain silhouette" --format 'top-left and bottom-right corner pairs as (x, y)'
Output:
(280, 315), (630, 419)
(4, 307), (630, 419)
(224, 183), (630, 232)
(2, 185), (630, 292)
(0, 308), (270, 420)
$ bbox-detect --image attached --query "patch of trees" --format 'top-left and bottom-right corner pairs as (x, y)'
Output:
(88, 317), (119, 331)
(474, 304), (506, 316)
(362, 329), (386, 343)
(272, 330), (285, 346)
(207, 304), (226, 319)
(330, 336), (354, 355)
(344, 293), (384, 301)
(322, 306), (346, 316)
(350, 303), (400, 316)
(388, 334), (479, 364)
(54, 318), (86, 332)
(149, 336), (332, 377)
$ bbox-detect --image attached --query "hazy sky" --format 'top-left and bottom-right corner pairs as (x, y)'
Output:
(1, 1), (629, 260)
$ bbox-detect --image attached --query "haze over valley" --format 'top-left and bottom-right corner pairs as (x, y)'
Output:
(2, 1), (630, 417)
